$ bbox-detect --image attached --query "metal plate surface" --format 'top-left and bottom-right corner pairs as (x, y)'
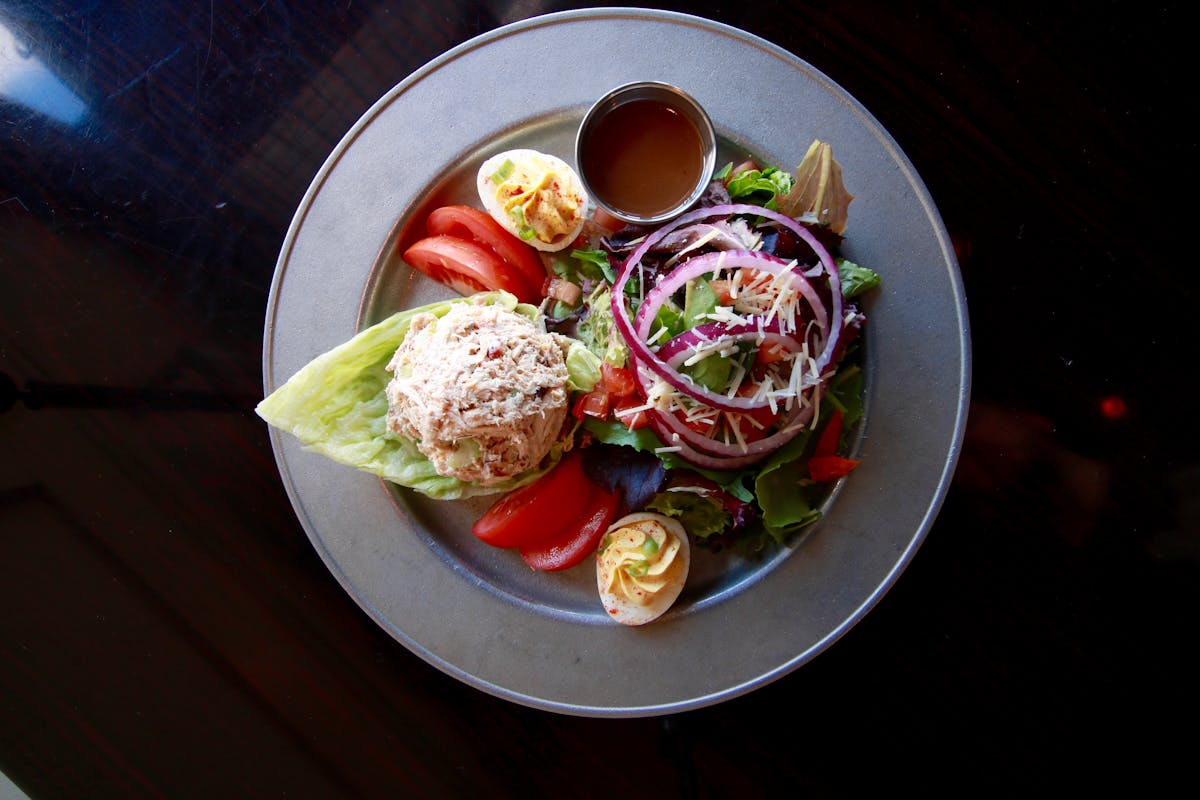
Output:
(262, 8), (971, 717)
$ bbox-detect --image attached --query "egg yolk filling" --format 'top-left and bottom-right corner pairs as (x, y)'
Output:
(597, 519), (684, 607)
(491, 156), (582, 245)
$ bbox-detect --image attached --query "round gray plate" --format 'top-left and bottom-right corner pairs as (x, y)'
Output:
(262, 9), (970, 717)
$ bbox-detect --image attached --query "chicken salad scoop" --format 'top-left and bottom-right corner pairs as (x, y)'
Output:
(384, 299), (573, 485)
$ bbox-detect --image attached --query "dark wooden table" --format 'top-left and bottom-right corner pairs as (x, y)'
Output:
(2, 2), (1194, 796)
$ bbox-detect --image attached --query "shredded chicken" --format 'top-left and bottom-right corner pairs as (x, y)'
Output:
(384, 300), (571, 485)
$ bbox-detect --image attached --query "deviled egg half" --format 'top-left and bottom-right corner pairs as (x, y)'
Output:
(477, 149), (588, 252)
(596, 512), (690, 626)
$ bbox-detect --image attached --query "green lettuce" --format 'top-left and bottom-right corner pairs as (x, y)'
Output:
(256, 291), (557, 500)
(753, 428), (822, 544)
(646, 491), (730, 540)
(838, 258), (881, 299)
(575, 287), (629, 367)
(566, 341), (602, 392)
(726, 167), (795, 209)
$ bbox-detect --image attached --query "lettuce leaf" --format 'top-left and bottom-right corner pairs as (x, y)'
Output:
(837, 258), (881, 299)
(776, 140), (854, 234)
(726, 167), (795, 209)
(566, 341), (602, 392)
(646, 491), (730, 540)
(256, 292), (555, 500)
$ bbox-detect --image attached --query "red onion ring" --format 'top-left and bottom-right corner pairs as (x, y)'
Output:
(646, 400), (817, 460)
(611, 205), (843, 408)
(640, 324), (819, 460)
(655, 321), (799, 368)
(644, 386), (819, 468)
(635, 249), (828, 344)
(625, 251), (824, 412)
(608, 202), (845, 468)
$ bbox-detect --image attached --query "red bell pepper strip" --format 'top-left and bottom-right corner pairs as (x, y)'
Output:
(814, 408), (844, 458)
(808, 455), (861, 482)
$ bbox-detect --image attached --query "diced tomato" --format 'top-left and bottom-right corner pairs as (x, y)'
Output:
(471, 450), (593, 549)
(709, 279), (736, 305)
(808, 455), (860, 482)
(520, 485), (621, 571)
(404, 235), (540, 302)
(600, 362), (638, 399)
(727, 383), (780, 444)
(590, 207), (625, 232)
(545, 276), (582, 305)
(754, 340), (790, 368)
(673, 409), (718, 436)
(572, 388), (611, 420)
(814, 408), (844, 458)
(425, 205), (547, 295)
(613, 395), (651, 430)
(728, 407), (778, 444)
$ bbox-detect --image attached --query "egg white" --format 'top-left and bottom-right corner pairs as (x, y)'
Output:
(476, 149), (588, 252)
(596, 512), (690, 626)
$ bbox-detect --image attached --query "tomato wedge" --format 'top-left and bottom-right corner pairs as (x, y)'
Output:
(403, 234), (540, 303)
(426, 205), (547, 296)
(471, 449), (592, 549)
(520, 486), (621, 571)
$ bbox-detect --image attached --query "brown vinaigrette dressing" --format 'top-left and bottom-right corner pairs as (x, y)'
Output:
(581, 99), (705, 218)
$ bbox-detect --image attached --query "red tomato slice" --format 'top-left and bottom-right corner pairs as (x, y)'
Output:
(403, 234), (539, 302)
(520, 486), (621, 571)
(426, 205), (547, 296)
(471, 449), (592, 549)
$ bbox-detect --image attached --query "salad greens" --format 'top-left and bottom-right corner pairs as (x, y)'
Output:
(725, 166), (795, 209)
(838, 258), (881, 299)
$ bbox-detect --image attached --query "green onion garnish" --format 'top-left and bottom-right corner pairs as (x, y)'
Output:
(490, 159), (514, 183)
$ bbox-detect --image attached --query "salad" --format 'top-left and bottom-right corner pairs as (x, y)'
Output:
(257, 139), (879, 625)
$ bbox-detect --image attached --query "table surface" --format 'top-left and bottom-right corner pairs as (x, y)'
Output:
(1, 1), (1194, 796)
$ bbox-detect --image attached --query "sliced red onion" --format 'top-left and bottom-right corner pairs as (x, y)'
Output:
(611, 205), (842, 406)
(654, 320), (799, 367)
(639, 325), (820, 461)
(644, 386), (819, 469)
(608, 202), (845, 469)
(634, 249), (827, 339)
(644, 413), (770, 472)
(623, 252), (825, 413)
